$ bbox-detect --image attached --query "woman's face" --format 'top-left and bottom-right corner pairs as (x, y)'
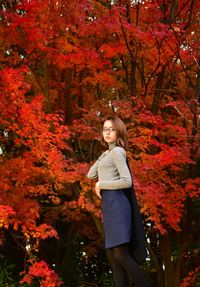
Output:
(102, 120), (117, 144)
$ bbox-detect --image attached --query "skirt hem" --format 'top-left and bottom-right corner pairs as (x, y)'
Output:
(105, 240), (130, 249)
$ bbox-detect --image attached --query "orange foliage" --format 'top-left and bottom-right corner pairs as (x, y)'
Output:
(179, 266), (200, 287)
(20, 260), (63, 287)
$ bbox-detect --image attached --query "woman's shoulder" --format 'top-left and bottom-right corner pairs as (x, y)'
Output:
(110, 146), (126, 155)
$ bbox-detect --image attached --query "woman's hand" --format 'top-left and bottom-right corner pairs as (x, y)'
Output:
(95, 181), (101, 199)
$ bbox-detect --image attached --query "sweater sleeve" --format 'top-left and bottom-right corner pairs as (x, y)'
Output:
(98, 147), (132, 189)
(87, 151), (107, 179)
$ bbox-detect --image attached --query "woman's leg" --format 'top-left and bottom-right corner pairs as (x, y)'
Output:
(111, 243), (148, 287)
(109, 248), (129, 287)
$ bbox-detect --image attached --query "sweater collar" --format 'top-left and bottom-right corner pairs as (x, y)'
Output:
(108, 142), (117, 151)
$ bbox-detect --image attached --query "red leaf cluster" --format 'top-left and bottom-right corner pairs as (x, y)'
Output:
(20, 260), (63, 287)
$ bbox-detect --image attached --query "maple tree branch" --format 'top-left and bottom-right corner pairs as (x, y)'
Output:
(175, 0), (195, 30)
(79, 282), (99, 287)
(78, 139), (87, 161)
(41, 51), (52, 114)
(156, 0), (196, 89)
(173, 105), (200, 134)
(170, 0), (178, 23)
(195, 64), (200, 102)
(184, 0), (195, 30)
(169, 40), (194, 90)
(119, 17), (147, 89)
(120, 54), (130, 88)
(96, 0), (111, 9)
(151, 65), (166, 115)
(89, 141), (95, 162)
(135, 1), (140, 27)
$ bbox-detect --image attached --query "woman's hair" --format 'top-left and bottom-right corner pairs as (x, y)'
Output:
(100, 116), (128, 149)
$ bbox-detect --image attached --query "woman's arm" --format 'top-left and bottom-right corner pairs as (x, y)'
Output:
(87, 151), (108, 179)
(98, 147), (132, 189)
(87, 160), (99, 179)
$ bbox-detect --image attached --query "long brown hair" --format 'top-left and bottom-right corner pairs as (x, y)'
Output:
(100, 116), (128, 149)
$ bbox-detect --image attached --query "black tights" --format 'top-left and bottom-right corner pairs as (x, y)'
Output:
(109, 244), (148, 287)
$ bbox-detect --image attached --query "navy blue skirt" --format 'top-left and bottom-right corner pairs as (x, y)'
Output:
(101, 189), (132, 249)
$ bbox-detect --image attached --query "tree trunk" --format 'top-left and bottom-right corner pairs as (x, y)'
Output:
(63, 68), (73, 125)
(160, 233), (174, 287)
(42, 51), (52, 114)
(147, 241), (164, 287)
(135, 1), (139, 27)
(195, 65), (200, 104)
(151, 65), (166, 115)
(170, 0), (178, 23)
(130, 59), (137, 97)
(79, 70), (84, 108)
(120, 55), (130, 89)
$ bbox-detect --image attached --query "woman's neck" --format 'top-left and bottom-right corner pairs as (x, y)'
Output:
(108, 142), (117, 151)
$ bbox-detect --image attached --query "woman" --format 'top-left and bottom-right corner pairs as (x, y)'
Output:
(87, 116), (148, 287)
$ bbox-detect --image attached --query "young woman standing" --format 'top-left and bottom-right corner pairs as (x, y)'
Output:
(87, 116), (148, 287)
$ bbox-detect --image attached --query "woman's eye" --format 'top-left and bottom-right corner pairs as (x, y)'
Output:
(103, 128), (115, 132)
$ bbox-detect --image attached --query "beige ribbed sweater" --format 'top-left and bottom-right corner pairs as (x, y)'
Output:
(87, 142), (132, 190)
